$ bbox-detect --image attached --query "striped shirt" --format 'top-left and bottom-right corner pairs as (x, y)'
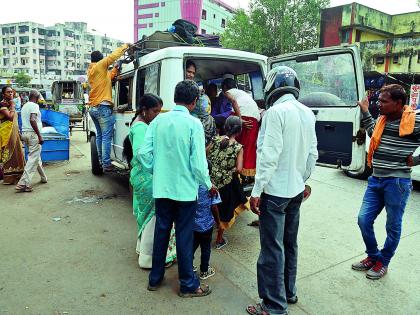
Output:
(362, 111), (420, 178)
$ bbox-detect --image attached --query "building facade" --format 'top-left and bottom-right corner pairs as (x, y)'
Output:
(319, 3), (420, 85)
(134, 0), (234, 42)
(0, 22), (124, 87)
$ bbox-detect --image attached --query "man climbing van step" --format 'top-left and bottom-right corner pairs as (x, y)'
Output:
(87, 43), (132, 172)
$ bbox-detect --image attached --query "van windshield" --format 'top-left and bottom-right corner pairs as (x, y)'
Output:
(272, 53), (358, 107)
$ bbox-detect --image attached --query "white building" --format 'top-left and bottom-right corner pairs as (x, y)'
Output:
(0, 22), (124, 87)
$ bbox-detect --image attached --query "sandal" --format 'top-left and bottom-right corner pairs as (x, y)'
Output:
(178, 284), (211, 298)
(15, 185), (32, 192)
(215, 238), (228, 250)
(246, 303), (270, 315)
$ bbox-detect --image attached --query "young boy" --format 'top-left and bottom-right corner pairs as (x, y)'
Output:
(194, 182), (222, 280)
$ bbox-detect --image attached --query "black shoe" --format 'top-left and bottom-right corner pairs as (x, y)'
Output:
(287, 296), (298, 304)
(147, 282), (161, 291)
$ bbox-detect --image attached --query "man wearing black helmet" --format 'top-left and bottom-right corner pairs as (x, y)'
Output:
(247, 66), (318, 315)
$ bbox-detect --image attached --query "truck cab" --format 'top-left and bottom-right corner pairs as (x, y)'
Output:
(51, 80), (86, 128)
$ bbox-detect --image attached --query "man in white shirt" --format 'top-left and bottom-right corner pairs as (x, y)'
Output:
(247, 67), (318, 315)
(16, 90), (47, 192)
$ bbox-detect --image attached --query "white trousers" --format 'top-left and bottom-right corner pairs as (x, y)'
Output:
(17, 132), (47, 187)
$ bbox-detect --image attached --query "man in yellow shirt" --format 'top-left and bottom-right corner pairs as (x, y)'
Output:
(88, 43), (131, 172)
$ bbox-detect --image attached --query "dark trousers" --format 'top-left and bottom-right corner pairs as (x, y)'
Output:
(193, 227), (213, 272)
(149, 198), (199, 293)
(257, 192), (303, 315)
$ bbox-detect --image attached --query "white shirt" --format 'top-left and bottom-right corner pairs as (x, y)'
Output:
(251, 94), (318, 198)
(227, 88), (261, 121)
(21, 101), (42, 132)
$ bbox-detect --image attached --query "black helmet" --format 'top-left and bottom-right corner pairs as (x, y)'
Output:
(264, 66), (300, 108)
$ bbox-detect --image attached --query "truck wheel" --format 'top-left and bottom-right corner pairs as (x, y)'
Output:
(90, 135), (103, 175)
(344, 157), (372, 180)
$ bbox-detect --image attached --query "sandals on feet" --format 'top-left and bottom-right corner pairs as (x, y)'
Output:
(178, 284), (211, 298)
(246, 303), (270, 315)
(15, 185), (32, 192)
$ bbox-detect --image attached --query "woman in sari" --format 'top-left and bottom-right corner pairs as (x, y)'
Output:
(123, 94), (177, 269)
(0, 86), (25, 185)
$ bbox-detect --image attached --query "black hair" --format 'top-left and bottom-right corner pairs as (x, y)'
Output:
(2, 85), (12, 95)
(207, 83), (217, 91)
(174, 80), (199, 105)
(380, 84), (407, 105)
(222, 78), (237, 91)
(91, 51), (104, 63)
(220, 116), (242, 150)
(122, 93), (163, 165)
(186, 60), (196, 71)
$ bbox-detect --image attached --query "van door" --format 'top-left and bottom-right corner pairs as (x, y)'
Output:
(268, 45), (366, 172)
(112, 72), (136, 164)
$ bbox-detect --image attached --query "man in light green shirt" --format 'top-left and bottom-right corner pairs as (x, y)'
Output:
(139, 80), (213, 297)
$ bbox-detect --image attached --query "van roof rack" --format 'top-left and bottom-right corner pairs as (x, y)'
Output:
(124, 31), (221, 67)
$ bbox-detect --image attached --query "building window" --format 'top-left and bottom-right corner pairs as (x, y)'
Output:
(341, 30), (350, 43)
(214, 14), (216, 19)
(221, 19), (226, 28)
(139, 24), (147, 29)
(149, 23), (154, 27)
(202, 10), (207, 20)
(139, 3), (159, 9)
(155, 13), (159, 17)
(33, 59), (37, 65)
(393, 55), (399, 64)
(375, 56), (385, 64)
(418, 51), (420, 63)
(161, 2), (165, 7)
(139, 13), (154, 19)
(355, 30), (361, 42)
(201, 29), (206, 34)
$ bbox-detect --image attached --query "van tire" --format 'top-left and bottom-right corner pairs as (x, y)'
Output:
(90, 135), (103, 175)
(344, 157), (372, 180)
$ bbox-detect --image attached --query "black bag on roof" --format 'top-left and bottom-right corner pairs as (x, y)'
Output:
(173, 19), (198, 44)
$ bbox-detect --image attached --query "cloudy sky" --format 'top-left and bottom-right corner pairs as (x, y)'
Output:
(1, 0), (419, 42)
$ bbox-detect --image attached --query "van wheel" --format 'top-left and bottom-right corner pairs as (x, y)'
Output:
(90, 135), (103, 175)
(344, 157), (372, 180)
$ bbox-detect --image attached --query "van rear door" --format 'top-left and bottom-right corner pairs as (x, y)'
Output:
(268, 45), (366, 172)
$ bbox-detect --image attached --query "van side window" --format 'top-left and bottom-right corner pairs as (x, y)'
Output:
(117, 76), (134, 111)
(136, 63), (161, 107)
(145, 63), (160, 95)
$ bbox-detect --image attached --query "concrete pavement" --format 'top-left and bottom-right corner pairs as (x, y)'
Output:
(1, 131), (419, 315)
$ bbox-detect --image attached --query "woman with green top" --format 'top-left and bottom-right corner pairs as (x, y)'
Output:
(123, 94), (176, 269)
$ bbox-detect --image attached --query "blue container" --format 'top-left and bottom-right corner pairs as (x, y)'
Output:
(21, 109), (70, 162)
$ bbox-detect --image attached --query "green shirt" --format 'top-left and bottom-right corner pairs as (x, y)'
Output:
(139, 105), (212, 201)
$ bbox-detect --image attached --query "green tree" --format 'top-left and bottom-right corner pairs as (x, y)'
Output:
(14, 72), (32, 87)
(221, 0), (330, 56)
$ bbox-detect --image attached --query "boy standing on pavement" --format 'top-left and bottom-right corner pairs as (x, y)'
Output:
(352, 84), (420, 280)
(16, 90), (47, 192)
(88, 43), (130, 172)
(139, 80), (215, 297)
(193, 165), (222, 280)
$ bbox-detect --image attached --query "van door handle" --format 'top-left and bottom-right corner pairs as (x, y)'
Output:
(125, 122), (130, 127)
(324, 124), (335, 131)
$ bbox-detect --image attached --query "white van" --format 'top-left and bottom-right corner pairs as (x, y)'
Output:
(87, 43), (420, 180)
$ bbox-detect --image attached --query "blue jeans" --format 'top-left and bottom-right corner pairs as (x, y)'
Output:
(358, 176), (412, 266)
(149, 198), (200, 293)
(89, 104), (115, 168)
(257, 192), (303, 315)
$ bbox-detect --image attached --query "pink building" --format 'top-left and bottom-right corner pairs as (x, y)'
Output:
(134, 0), (234, 41)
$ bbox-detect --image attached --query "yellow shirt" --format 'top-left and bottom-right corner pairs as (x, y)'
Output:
(87, 44), (128, 106)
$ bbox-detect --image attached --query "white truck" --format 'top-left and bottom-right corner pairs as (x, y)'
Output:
(87, 41), (420, 180)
